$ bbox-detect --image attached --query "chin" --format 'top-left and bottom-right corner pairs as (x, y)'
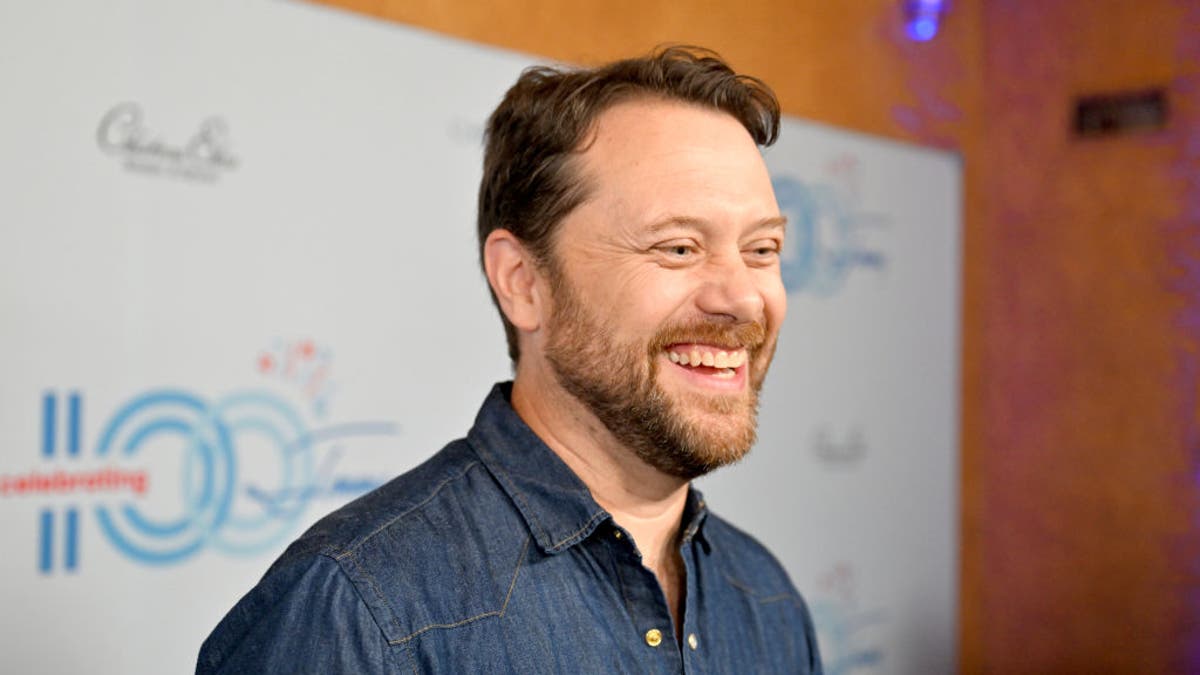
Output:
(649, 399), (760, 479)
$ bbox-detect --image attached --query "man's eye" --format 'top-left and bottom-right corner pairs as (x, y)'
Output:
(658, 242), (697, 258)
(745, 242), (781, 261)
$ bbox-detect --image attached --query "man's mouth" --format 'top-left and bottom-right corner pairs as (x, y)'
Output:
(665, 344), (748, 380)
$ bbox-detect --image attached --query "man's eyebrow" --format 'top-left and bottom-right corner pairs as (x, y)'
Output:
(644, 215), (789, 234)
(752, 216), (788, 233)
(644, 215), (706, 233)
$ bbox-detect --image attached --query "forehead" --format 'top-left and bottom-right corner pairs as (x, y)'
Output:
(571, 98), (778, 227)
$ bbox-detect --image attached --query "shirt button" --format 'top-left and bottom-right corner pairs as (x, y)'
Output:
(644, 628), (663, 647)
(688, 633), (699, 650)
(613, 530), (623, 540)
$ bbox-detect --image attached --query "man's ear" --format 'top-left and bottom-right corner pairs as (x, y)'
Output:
(483, 229), (546, 333)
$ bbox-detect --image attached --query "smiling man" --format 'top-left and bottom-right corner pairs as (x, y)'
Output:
(198, 47), (822, 674)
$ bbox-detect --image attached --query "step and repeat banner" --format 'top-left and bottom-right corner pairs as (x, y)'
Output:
(0, 1), (960, 673)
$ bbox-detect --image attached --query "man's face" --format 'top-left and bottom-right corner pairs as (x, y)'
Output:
(541, 98), (787, 480)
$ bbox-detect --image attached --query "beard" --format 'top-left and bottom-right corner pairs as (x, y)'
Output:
(542, 269), (776, 480)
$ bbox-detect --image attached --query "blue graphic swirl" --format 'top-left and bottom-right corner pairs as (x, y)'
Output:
(205, 392), (313, 556)
(91, 388), (395, 566)
(94, 390), (235, 565)
(773, 175), (885, 295)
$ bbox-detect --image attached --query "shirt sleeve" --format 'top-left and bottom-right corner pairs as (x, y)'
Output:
(797, 591), (825, 674)
(196, 553), (398, 674)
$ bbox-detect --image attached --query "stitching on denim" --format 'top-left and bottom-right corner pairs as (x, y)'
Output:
(386, 534), (531, 646)
(498, 533), (530, 615)
(323, 550), (402, 652)
(341, 548), (407, 637)
(406, 640), (419, 675)
(333, 460), (482, 560)
(722, 571), (798, 605)
(387, 612), (502, 646)
(548, 509), (607, 551)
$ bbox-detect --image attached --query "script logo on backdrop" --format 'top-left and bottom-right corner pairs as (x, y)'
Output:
(812, 425), (869, 467)
(2, 339), (398, 573)
(96, 102), (239, 183)
(772, 154), (887, 295)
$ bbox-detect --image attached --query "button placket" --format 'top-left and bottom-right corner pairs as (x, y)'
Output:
(680, 537), (704, 673)
(605, 523), (682, 667)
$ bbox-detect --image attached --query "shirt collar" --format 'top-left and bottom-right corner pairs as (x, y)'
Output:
(467, 382), (710, 555)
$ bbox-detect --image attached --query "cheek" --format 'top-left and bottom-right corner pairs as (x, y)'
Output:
(757, 273), (788, 329)
(767, 286), (787, 329)
(607, 270), (695, 327)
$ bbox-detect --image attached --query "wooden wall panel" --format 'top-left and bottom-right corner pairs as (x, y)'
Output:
(979, 1), (1200, 672)
(307, 0), (982, 142)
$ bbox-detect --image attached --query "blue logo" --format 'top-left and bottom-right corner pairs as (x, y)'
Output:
(24, 387), (398, 572)
(772, 174), (887, 295)
(810, 562), (887, 674)
(811, 599), (886, 675)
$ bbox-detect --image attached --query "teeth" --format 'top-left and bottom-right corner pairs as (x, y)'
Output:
(667, 347), (747, 370)
(712, 368), (735, 379)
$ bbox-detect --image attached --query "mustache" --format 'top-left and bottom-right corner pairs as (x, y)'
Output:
(648, 319), (767, 354)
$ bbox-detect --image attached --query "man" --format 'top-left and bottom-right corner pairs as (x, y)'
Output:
(197, 46), (822, 674)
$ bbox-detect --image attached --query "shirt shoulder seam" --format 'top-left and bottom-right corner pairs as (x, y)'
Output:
(384, 533), (531, 646)
(331, 458), (483, 559)
(330, 548), (407, 640)
(314, 547), (408, 653)
(722, 570), (802, 606)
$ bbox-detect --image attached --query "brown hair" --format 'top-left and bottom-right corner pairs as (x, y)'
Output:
(478, 45), (781, 363)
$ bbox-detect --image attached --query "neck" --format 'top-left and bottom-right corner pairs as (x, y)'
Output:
(510, 361), (692, 635)
(510, 368), (689, 567)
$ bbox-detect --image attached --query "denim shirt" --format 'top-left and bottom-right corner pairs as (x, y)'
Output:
(197, 383), (822, 674)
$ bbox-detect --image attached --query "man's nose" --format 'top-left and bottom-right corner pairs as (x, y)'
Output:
(694, 254), (766, 323)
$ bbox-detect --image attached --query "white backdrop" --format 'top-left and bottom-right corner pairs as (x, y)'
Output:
(0, 1), (960, 673)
